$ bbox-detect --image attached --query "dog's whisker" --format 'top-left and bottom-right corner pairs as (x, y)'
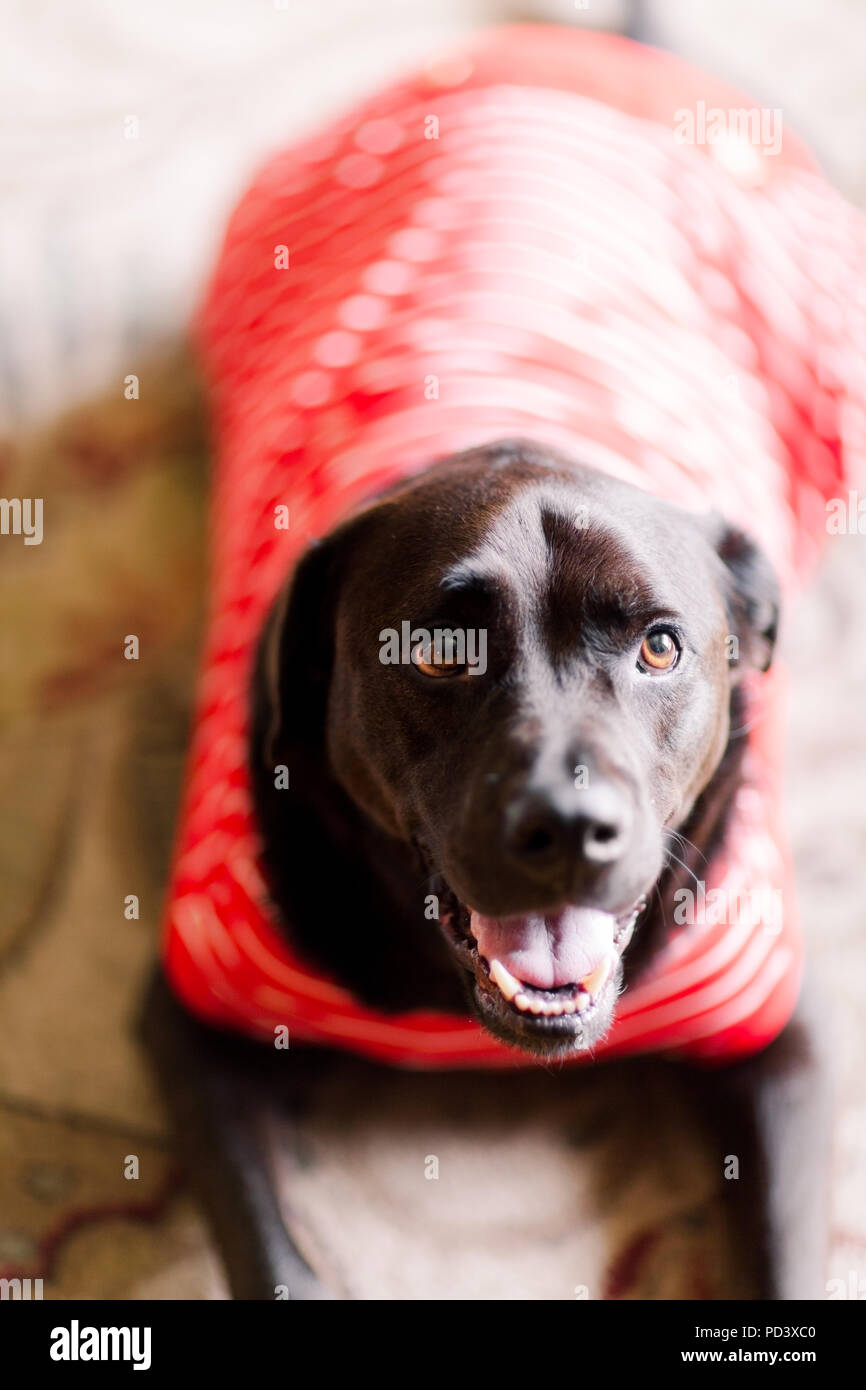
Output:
(728, 707), (768, 739)
(664, 847), (703, 891)
(666, 829), (709, 868)
(650, 879), (669, 934)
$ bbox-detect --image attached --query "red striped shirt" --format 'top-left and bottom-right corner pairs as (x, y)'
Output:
(162, 26), (865, 1068)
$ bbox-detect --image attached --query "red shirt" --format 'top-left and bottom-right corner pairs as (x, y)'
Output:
(162, 26), (865, 1068)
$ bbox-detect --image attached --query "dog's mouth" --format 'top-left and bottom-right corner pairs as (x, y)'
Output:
(437, 889), (647, 1055)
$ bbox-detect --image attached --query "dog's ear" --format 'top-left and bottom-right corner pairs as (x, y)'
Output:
(254, 492), (395, 788)
(710, 518), (781, 676)
(256, 530), (347, 771)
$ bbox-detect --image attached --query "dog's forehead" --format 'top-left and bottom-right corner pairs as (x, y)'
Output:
(439, 478), (709, 614)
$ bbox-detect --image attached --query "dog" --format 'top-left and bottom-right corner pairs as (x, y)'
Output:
(141, 24), (864, 1299)
(250, 440), (787, 1057)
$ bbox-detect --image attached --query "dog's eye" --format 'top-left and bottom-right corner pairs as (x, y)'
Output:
(637, 628), (680, 673)
(412, 637), (467, 678)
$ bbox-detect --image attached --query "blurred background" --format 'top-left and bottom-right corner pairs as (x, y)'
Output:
(1, 0), (865, 1299)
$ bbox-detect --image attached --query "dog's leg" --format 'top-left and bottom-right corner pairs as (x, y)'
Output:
(683, 985), (831, 1300)
(138, 968), (331, 1300)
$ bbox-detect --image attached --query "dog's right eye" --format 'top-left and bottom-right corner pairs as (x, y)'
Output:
(412, 637), (467, 678)
(637, 628), (680, 673)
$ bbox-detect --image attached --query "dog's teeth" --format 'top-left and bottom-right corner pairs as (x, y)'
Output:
(579, 957), (612, 1000)
(494, 959), (609, 1019)
(489, 958), (522, 1002)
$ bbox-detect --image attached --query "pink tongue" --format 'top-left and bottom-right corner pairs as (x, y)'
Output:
(470, 906), (616, 990)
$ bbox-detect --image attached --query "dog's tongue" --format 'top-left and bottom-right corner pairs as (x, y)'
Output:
(470, 906), (616, 990)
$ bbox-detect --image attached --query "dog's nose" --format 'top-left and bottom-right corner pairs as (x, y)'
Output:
(505, 783), (631, 872)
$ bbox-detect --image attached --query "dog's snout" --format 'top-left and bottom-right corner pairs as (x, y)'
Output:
(582, 805), (629, 864)
(505, 781), (631, 872)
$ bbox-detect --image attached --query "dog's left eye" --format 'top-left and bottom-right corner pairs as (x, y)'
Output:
(412, 637), (467, 678)
(637, 628), (680, 673)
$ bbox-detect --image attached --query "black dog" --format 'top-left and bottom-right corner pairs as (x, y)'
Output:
(142, 439), (829, 1300)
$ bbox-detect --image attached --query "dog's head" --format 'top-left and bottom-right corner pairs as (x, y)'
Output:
(258, 441), (779, 1057)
